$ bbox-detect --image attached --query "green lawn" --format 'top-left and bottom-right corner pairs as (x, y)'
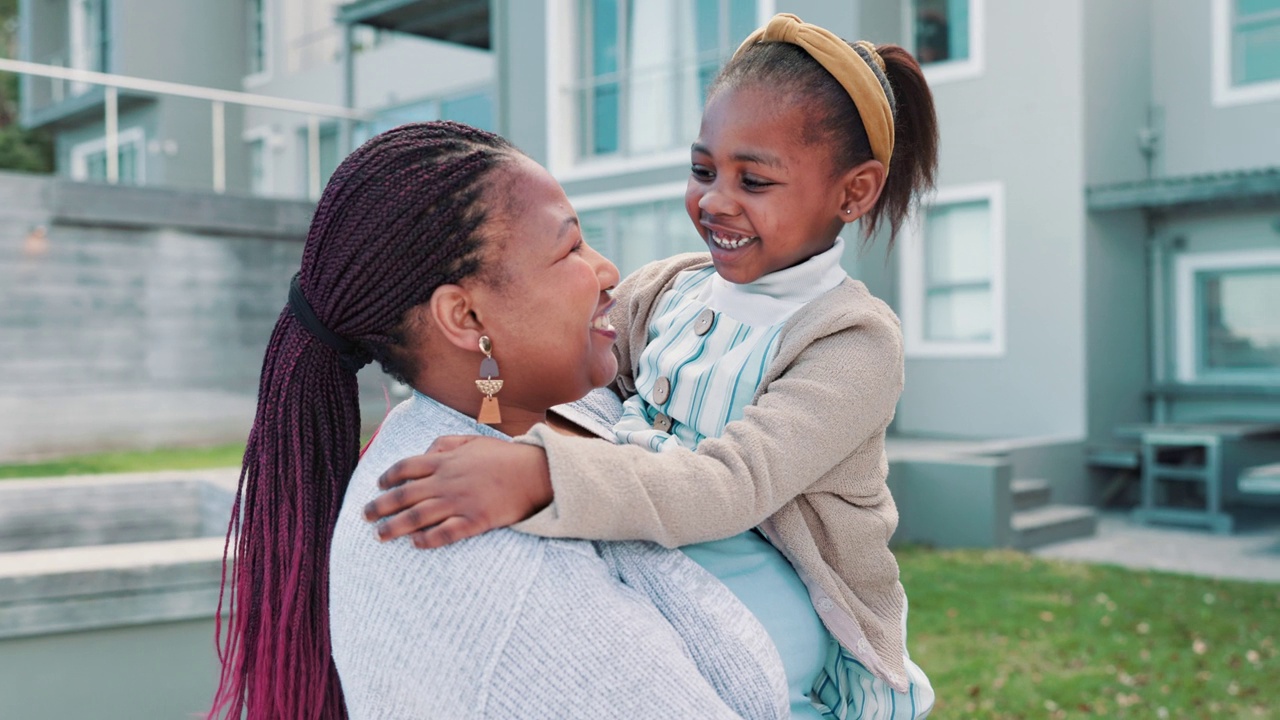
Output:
(899, 546), (1278, 719)
(0, 443), (245, 479)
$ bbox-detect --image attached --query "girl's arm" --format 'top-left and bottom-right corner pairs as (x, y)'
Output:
(368, 311), (902, 549)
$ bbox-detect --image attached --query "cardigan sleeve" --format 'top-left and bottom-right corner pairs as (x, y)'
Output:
(512, 311), (903, 547)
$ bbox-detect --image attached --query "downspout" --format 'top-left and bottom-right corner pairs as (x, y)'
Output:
(340, 22), (355, 156)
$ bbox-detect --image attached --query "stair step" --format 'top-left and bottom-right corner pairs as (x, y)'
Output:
(1012, 478), (1052, 511)
(1012, 504), (1097, 550)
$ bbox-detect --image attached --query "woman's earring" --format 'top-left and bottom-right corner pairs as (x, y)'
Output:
(475, 335), (503, 425)
(845, 208), (853, 215)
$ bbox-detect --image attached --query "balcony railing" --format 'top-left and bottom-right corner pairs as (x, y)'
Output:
(0, 57), (372, 199)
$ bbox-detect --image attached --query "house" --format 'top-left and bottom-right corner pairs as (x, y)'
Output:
(13, 0), (1280, 544)
(16, 0), (495, 197)
(344, 0), (1280, 545)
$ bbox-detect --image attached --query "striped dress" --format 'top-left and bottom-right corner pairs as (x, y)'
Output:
(614, 238), (934, 719)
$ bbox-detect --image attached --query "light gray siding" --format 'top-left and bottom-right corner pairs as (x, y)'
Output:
(1152, 0), (1280, 176)
(860, 0), (1090, 440)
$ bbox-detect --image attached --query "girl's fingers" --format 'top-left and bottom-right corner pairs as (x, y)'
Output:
(375, 497), (453, 541)
(413, 515), (483, 549)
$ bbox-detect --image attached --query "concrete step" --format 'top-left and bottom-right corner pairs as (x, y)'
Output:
(1011, 504), (1098, 550)
(1012, 478), (1052, 511)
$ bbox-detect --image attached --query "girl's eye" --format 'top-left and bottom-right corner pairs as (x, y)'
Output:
(690, 165), (714, 181)
(742, 176), (773, 191)
(569, 240), (584, 254)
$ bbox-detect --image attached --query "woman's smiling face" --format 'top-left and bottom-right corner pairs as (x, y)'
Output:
(686, 84), (851, 285)
(468, 154), (620, 413)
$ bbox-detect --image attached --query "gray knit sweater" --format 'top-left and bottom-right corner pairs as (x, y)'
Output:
(329, 391), (789, 719)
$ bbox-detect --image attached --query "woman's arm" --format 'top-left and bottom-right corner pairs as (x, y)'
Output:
(368, 314), (902, 548)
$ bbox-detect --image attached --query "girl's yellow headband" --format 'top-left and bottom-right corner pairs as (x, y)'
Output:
(733, 13), (895, 172)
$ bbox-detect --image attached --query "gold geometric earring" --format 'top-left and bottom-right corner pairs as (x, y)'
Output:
(475, 335), (503, 425)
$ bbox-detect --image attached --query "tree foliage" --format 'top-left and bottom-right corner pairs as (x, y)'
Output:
(0, 0), (54, 174)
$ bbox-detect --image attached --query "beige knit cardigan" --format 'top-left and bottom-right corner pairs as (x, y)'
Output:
(515, 253), (910, 691)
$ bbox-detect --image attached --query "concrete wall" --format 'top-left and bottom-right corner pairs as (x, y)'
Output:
(0, 172), (391, 460)
(888, 456), (1013, 548)
(857, 0), (1090, 441)
(1152, 0), (1280, 177)
(0, 618), (221, 720)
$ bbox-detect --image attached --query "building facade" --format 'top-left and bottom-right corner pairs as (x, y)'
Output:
(18, 0), (496, 197)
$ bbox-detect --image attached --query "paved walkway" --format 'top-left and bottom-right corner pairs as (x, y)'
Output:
(1032, 507), (1280, 583)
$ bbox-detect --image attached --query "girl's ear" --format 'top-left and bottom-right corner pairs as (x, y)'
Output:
(840, 159), (888, 224)
(427, 283), (485, 352)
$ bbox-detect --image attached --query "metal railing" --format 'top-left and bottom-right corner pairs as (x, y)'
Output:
(0, 57), (373, 198)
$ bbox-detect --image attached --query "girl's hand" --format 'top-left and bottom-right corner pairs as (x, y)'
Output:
(363, 436), (553, 548)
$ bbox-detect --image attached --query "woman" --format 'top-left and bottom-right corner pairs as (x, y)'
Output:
(209, 122), (788, 719)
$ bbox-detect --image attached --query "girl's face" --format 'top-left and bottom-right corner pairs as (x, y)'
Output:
(469, 155), (620, 412)
(686, 84), (852, 285)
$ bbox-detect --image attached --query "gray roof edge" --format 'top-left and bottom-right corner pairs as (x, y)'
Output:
(1087, 167), (1280, 212)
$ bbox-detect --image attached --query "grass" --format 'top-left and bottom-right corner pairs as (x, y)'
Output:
(1, 445), (1275, 718)
(898, 546), (1279, 719)
(0, 443), (245, 479)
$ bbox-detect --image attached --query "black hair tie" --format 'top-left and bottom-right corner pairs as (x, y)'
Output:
(288, 273), (372, 374)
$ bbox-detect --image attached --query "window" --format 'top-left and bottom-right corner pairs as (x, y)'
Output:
(575, 185), (700, 276)
(70, 127), (145, 185)
(247, 136), (273, 196)
(301, 123), (340, 196)
(1176, 250), (1280, 383)
(68, 0), (110, 94)
(576, 0), (757, 162)
(905, 0), (983, 83)
(900, 182), (1005, 357)
(1214, 0), (1280, 104)
(247, 0), (270, 82)
(352, 90), (495, 147)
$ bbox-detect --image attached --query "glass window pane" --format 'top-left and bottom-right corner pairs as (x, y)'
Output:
(664, 199), (703, 256)
(1201, 269), (1280, 372)
(924, 199), (990, 285)
(1238, 0), (1280, 16)
(728, 0), (757, 48)
(249, 139), (267, 195)
(914, 0), (969, 64)
(86, 150), (107, 180)
(1235, 17), (1280, 85)
(926, 287), (992, 342)
(580, 209), (614, 262)
(248, 0), (266, 75)
(118, 143), (138, 184)
(441, 92), (494, 131)
(617, 204), (666, 275)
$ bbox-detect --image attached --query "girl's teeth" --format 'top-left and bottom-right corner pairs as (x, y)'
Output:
(711, 231), (757, 250)
(591, 315), (614, 331)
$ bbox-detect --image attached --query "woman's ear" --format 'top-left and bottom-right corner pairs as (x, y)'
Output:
(427, 283), (485, 352)
(840, 159), (887, 224)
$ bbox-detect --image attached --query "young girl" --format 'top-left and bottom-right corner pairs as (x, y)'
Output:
(368, 14), (939, 718)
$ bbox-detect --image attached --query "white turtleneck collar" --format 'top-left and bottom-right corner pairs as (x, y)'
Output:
(699, 237), (849, 327)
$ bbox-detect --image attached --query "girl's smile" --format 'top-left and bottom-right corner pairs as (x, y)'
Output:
(686, 84), (857, 285)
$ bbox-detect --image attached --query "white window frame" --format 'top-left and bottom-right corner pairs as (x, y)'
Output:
(899, 181), (1005, 358)
(1174, 248), (1280, 383)
(903, 0), (984, 85)
(570, 181), (691, 273)
(243, 125), (278, 196)
(1212, 0), (1280, 106)
(69, 126), (147, 184)
(244, 0), (273, 88)
(545, 0), (775, 181)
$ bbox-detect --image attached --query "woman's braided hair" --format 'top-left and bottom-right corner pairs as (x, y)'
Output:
(209, 121), (517, 719)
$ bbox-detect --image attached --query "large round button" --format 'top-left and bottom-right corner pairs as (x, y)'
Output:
(652, 412), (673, 433)
(652, 376), (671, 405)
(693, 308), (716, 336)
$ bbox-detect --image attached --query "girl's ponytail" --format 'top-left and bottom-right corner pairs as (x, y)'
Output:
(865, 44), (939, 247)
